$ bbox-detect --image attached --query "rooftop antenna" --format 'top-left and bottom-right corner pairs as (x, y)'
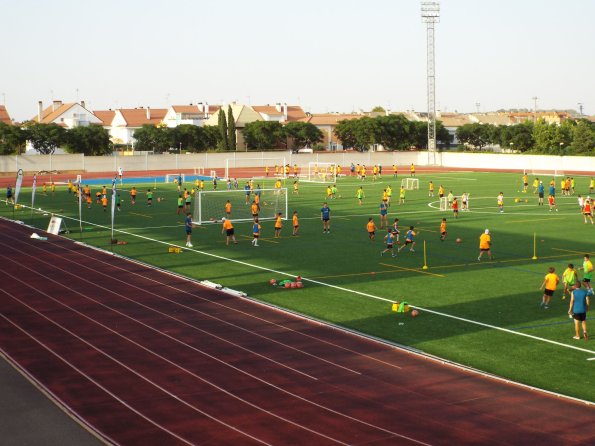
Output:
(475, 102), (481, 113)
(578, 102), (584, 116)
(421, 1), (440, 164)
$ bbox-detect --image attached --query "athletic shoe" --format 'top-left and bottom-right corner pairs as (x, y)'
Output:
(477, 256), (481, 261)
(381, 252), (384, 256)
(392, 254), (396, 258)
(187, 243), (193, 248)
(544, 305), (549, 309)
(410, 249), (415, 252)
(573, 336), (580, 340)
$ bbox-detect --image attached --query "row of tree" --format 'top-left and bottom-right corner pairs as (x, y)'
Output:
(0, 122), (112, 155)
(456, 119), (595, 154)
(2, 114), (593, 155)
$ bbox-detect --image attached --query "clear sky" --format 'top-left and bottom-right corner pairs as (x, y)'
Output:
(1, 0), (593, 121)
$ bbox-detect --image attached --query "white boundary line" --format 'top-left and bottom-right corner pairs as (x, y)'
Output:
(41, 214), (595, 357)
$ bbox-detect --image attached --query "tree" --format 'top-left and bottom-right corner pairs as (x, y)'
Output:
(217, 109), (228, 151)
(0, 122), (27, 155)
(334, 119), (359, 149)
(64, 125), (112, 155)
(202, 125), (220, 150)
(241, 121), (285, 150)
(371, 106), (386, 113)
(284, 121), (323, 150)
(227, 106), (236, 150)
(456, 123), (492, 149)
(376, 114), (412, 150)
(572, 119), (595, 154)
(26, 123), (66, 154)
(132, 125), (171, 153)
(532, 119), (557, 153)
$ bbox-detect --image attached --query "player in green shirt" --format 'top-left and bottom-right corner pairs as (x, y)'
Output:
(562, 263), (577, 300)
(356, 187), (365, 206)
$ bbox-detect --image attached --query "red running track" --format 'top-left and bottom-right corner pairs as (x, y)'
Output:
(0, 218), (594, 445)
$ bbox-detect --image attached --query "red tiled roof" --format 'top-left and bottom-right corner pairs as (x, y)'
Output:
(172, 105), (200, 113)
(0, 106), (11, 125)
(32, 103), (77, 124)
(119, 108), (167, 127)
(93, 110), (116, 126)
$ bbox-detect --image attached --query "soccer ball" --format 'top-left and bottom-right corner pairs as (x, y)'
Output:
(411, 309), (420, 318)
(514, 198), (520, 203)
(456, 238), (462, 243)
(525, 199), (529, 203)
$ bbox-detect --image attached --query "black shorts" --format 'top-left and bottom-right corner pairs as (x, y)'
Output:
(544, 289), (554, 297)
(539, 192), (544, 198)
(323, 218), (330, 222)
(178, 205), (183, 209)
(369, 232), (375, 237)
(441, 231), (446, 236)
(186, 229), (192, 235)
(572, 312), (586, 322)
(405, 240), (413, 245)
(226, 229), (234, 236)
(253, 234), (259, 238)
(480, 248), (490, 252)
(386, 244), (393, 249)
(583, 278), (591, 283)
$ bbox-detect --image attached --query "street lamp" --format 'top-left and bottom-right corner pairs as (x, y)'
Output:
(179, 142), (182, 153)
(509, 142), (513, 152)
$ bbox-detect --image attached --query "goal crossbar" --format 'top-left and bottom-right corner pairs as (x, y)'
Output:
(195, 187), (288, 224)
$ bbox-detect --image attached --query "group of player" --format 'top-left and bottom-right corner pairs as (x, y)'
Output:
(540, 258), (592, 340)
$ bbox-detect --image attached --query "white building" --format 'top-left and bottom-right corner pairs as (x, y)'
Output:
(32, 100), (102, 128)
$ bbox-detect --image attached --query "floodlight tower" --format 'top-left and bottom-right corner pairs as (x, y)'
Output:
(421, 1), (440, 165)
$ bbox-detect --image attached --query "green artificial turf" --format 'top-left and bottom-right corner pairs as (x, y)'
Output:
(4, 171), (594, 402)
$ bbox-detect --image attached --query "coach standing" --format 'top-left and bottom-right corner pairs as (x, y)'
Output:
(568, 281), (591, 340)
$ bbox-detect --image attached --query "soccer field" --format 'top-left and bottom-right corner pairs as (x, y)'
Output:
(4, 170), (595, 403)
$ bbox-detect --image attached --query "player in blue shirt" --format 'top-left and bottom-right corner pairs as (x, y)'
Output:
(244, 182), (251, 203)
(321, 203), (331, 233)
(568, 281), (591, 340)
(381, 229), (396, 257)
(184, 213), (193, 247)
(398, 226), (417, 252)
(538, 181), (545, 206)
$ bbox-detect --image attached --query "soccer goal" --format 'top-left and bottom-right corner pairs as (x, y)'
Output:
(224, 157), (286, 180)
(302, 162), (337, 183)
(401, 178), (419, 190)
(193, 167), (205, 175)
(194, 187), (288, 224)
(527, 168), (565, 178)
(165, 173), (185, 184)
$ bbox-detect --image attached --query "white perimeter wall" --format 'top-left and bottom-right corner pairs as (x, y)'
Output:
(1, 151), (594, 174)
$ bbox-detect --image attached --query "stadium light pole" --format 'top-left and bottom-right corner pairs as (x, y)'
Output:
(421, 1), (440, 165)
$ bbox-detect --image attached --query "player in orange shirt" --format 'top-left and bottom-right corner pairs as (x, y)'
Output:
(367, 218), (377, 241)
(221, 218), (237, 245)
(225, 200), (232, 217)
(477, 229), (492, 261)
(439, 218), (447, 241)
(540, 267), (560, 309)
(251, 201), (259, 218)
(292, 211), (299, 236)
(101, 195), (108, 212)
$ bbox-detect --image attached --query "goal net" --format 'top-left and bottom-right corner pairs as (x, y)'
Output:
(401, 178), (419, 190)
(194, 187), (288, 224)
(303, 162), (337, 183)
(165, 173), (186, 184)
(527, 168), (565, 178)
(225, 157), (286, 180)
(440, 195), (470, 211)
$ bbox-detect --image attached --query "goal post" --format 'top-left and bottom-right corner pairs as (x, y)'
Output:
(303, 162), (337, 183)
(194, 187), (288, 225)
(401, 178), (419, 190)
(165, 173), (185, 184)
(224, 157), (286, 180)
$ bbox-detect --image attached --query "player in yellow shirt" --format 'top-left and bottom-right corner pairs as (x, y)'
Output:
(274, 212), (283, 238)
(477, 229), (492, 261)
(360, 166), (366, 181)
(533, 178), (539, 194)
(522, 174), (528, 193)
(265, 166), (270, 177)
(429, 181), (435, 197)
(410, 163), (415, 177)
(225, 200), (232, 217)
(251, 201), (259, 218)
(292, 211), (299, 236)
(540, 267), (560, 309)
(438, 184), (444, 198)
(373, 165), (379, 181)
(393, 164), (398, 178)
(293, 181), (299, 195)
(326, 186), (332, 200)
